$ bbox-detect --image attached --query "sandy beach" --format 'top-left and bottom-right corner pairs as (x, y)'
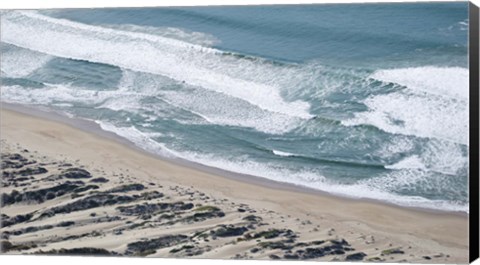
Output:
(0, 107), (469, 262)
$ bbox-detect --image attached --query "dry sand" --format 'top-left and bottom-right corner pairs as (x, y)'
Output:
(0, 107), (469, 262)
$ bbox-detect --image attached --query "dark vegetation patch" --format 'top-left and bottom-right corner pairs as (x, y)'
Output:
(4, 221), (76, 237)
(0, 240), (37, 252)
(126, 235), (188, 256)
(39, 193), (136, 218)
(211, 225), (248, 237)
(382, 248), (405, 255)
(194, 205), (220, 212)
(117, 201), (191, 218)
(1, 153), (30, 169)
(170, 244), (194, 253)
(39, 231), (104, 245)
(181, 210), (225, 223)
(260, 238), (355, 260)
(254, 229), (293, 239)
(240, 228), (296, 242)
(259, 240), (294, 250)
(3, 167), (47, 180)
(133, 191), (164, 200)
(1, 182), (95, 207)
(1, 213), (33, 228)
(1, 153), (38, 171)
(34, 247), (119, 256)
(175, 205), (225, 224)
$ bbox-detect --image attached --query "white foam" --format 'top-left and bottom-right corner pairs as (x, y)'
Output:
(378, 137), (466, 184)
(370, 66), (469, 99)
(272, 150), (296, 157)
(95, 120), (175, 158)
(419, 139), (468, 176)
(1, 84), (112, 105)
(160, 89), (302, 134)
(342, 66), (469, 145)
(0, 44), (51, 78)
(101, 24), (220, 46)
(375, 137), (415, 159)
(359, 167), (467, 212)
(93, 70), (302, 134)
(1, 10), (312, 119)
(457, 19), (468, 31)
(385, 155), (426, 170)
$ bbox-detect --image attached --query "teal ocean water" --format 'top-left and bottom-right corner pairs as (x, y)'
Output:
(0, 3), (469, 212)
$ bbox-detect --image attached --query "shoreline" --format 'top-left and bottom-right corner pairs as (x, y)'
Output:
(1, 102), (468, 217)
(0, 103), (469, 262)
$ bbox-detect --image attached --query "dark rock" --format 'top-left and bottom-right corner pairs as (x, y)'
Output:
(14, 177), (29, 182)
(45, 192), (56, 200)
(250, 247), (260, 253)
(108, 184), (145, 193)
(90, 177), (109, 183)
(331, 239), (349, 246)
(284, 254), (300, 259)
(346, 252), (367, 261)
(60, 168), (92, 179)
(259, 241), (292, 250)
(213, 225), (248, 237)
(137, 191), (164, 200)
(57, 221), (75, 227)
(312, 240), (325, 245)
(73, 185), (99, 193)
(242, 215), (262, 223)
(254, 229), (284, 239)
(169, 245), (194, 253)
(269, 254), (281, 260)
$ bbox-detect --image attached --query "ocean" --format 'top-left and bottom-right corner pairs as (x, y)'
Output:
(0, 2), (469, 212)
